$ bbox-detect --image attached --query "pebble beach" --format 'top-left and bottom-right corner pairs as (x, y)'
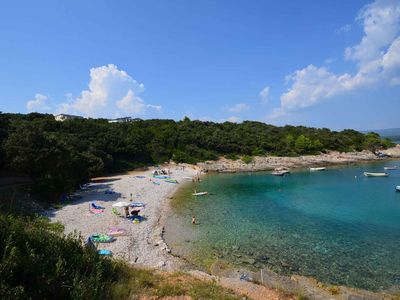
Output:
(47, 165), (199, 269)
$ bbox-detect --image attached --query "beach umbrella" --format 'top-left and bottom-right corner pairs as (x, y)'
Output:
(112, 201), (131, 207)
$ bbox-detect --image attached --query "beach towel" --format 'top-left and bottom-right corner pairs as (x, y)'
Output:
(89, 207), (104, 214)
(153, 175), (170, 179)
(90, 234), (115, 243)
(91, 202), (105, 209)
(98, 249), (113, 256)
(130, 202), (145, 207)
(107, 227), (127, 236)
(127, 215), (144, 222)
(165, 178), (178, 184)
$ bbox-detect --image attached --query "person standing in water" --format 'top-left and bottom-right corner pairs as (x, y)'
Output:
(192, 215), (196, 225)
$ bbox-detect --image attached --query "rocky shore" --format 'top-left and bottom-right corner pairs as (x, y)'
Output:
(198, 146), (400, 173)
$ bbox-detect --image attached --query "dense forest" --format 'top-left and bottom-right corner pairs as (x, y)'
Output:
(0, 112), (393, 201)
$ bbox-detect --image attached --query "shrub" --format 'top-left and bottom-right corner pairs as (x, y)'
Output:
(0, 214), (121, 300)
(241, 155), (253, 164)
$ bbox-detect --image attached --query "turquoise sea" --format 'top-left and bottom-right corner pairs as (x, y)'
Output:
(164, 160), (400, 291)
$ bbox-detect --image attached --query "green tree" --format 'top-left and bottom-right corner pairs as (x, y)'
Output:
(294, 135), (311, 154)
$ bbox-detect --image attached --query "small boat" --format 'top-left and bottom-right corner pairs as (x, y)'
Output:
(384, 166), (397, 170)
(274, 167), (290, 172)
(396, 186), (400, 192)
(271, 171), (288, 176)
(192, 191), (208, 196)
(310, 167), (326, 171)
(363, 172), (389, 177)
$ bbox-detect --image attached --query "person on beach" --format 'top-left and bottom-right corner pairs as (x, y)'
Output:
(192, 215), (196, 225)
(131, 209), (140, 216)
(124, 206), (129, 217)
(130, 193), (132, 202)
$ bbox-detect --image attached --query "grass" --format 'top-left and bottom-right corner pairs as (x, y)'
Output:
(109, 269), (242, 300)
(241, 155), (253, 164)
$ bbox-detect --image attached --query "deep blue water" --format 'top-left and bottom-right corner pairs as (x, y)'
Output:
(165, 160), (400, 291)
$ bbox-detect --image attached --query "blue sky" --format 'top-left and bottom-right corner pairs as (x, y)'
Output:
(0, 0), (399, 130)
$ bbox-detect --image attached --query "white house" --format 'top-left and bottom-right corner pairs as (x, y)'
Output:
(108, 117), (134, 123)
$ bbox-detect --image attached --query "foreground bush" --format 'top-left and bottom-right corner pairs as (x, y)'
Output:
(0, 215), (121, 300)
(0, 214), (242, 300)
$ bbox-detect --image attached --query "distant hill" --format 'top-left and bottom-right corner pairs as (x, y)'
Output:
(365, 128), (400, 143)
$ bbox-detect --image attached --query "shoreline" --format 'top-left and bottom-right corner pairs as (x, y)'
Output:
(197, 146), (400, 173)
(47, 150), (400, 299)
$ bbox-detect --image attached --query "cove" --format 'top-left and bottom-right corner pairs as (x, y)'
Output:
(164, 160), (400, 292)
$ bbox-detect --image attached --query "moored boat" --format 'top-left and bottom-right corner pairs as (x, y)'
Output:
(363, 172), (389, 177)
(271, 171), (288, 176)
(396, 186), (400, 192)
(384, 166), (397, 170)
(310, 167), (326, 171)
(192, 191), (208, 196)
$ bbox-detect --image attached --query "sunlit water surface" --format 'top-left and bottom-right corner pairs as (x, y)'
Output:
(165, 160), (400, 291)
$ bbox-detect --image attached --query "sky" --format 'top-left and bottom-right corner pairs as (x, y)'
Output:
(0, 0), (399, 130)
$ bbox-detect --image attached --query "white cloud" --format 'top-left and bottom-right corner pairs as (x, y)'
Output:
(227, 103), (250, 113)
(382, 36), (400, 70)
(227, 116), (240, 123)
(259, 86), (270, 103)
(56, 64), (161, 118)
(335, 24), (352, 34)
(26, 93), (50, 112)
(270, 0), (400, 120)
(280, 65), (352, 110)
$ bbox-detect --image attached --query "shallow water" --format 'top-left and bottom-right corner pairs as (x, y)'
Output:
(164, 160), (400, 291)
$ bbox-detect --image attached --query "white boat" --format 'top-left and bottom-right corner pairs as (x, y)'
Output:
(271, 171), (288, 176)
(274, 167), (290, 172)
(363, 172), (389, 177)
(192, 191), (208, 196)
(396, 186), (400, 192)
(310, 167), (326, 171)
(384, 166), (397, 170)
